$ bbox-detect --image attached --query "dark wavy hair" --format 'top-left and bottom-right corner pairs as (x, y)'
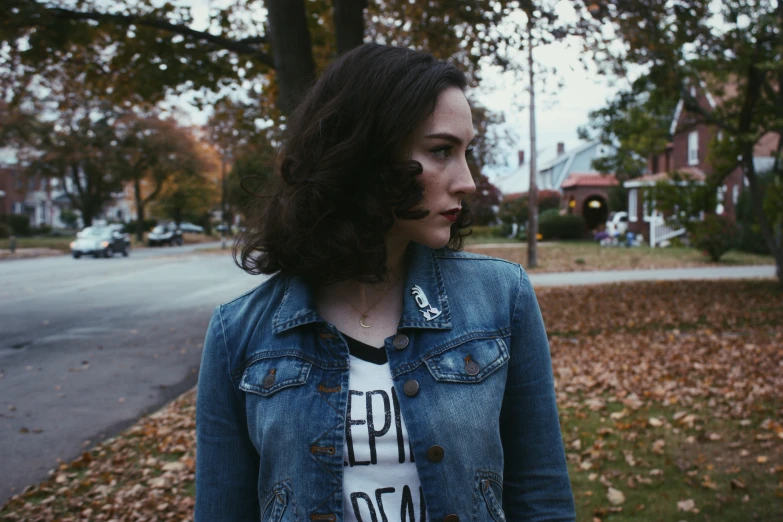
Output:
(234, 43), (473, 285)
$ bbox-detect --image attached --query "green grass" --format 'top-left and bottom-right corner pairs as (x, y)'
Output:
(563, 399), (782, 521)
(468, 240), (774, 272)
(463, 235), (521, 244)
(0, 236), (74, 252)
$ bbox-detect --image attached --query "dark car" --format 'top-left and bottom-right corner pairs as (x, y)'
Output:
(71, 226), (130, 258)
(147, 222), (184, 247)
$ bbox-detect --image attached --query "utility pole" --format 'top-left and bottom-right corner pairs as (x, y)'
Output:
(220, 153), (228, 249)
(526, 12), (539, 269)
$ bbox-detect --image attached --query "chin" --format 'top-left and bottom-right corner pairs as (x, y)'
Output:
(413, 231), (453, 250)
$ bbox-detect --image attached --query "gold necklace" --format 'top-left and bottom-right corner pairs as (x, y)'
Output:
(340, 274), (400, 328)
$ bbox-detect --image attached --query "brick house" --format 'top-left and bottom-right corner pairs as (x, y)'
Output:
(561, 172), (619, 231)
(0, 163), (27, 218)
(624, 82), (779, 246)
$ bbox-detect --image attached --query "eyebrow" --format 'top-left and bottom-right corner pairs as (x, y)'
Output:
(424, 132), (476, 145)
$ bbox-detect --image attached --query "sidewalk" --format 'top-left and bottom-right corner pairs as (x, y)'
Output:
(529, 264), (777, 287)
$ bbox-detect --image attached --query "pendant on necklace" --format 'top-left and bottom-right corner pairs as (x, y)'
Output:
(359, 315), (373, 328)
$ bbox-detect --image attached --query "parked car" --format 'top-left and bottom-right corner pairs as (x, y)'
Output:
(178, 222), (204, 234)
(107, 224), (132, 249)
(606, 211), (629, 237)
(147, 222), (184, 247)
(71, 226), (130, 258)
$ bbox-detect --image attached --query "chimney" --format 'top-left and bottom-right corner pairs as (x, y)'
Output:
(557, 142), (565, 156)
(518, 150), (525, 167)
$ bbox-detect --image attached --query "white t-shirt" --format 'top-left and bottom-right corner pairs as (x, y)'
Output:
(342, 336), (429, 522)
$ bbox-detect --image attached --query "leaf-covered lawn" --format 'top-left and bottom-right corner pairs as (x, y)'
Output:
(541, 281), (783, 521)
(466, 242), (774, 272)
(1, 281), (781, 521)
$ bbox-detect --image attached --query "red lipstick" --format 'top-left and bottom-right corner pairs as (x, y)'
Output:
(439, 208), (461, 223)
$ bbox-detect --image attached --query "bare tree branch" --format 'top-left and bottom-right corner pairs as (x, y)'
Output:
(49, 7), (275, 68)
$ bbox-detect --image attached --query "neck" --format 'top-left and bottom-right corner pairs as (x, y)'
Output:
(385, 236), (409, 278)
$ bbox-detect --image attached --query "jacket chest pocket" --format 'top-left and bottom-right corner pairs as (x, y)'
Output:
(424, 336), (509, 383)
(239, 355), (312, 397)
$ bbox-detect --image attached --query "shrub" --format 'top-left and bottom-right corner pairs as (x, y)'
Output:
(739, 222), (770, 254)
(0, 214), (31, 236)
(125, 219), (158, 234)
(690, 214), (740, 261)
(469, 225), (505, 238)
(539, 209), (586, 240)
(0, 222), (9, 239)
(30, 224), (52, 236)
(498, 190), (562, 228)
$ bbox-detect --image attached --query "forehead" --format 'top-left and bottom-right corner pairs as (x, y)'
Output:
(418, 87), (474, 139)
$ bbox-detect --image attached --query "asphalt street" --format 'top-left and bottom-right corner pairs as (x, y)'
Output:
(0, 245), (776, 504)
(0, 245), (261, 504)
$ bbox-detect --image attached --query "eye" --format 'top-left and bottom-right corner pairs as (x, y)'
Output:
(465, 146), (474, 158)
(430, 145), (452, 160)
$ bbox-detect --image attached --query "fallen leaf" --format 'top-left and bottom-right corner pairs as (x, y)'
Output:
(607, 487), (626, 505)
(677, 499), (696, 512)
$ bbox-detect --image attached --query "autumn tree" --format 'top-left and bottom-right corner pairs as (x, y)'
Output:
(0, 70), (125, 226)
(113, 114), (205, 240)
(3, 0), (530, 117)
(470, 174), (503, 225)
(578, 0), (783, 285)
(153, 141), (219, 229)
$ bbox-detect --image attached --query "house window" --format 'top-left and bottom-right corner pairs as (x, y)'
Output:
(13, 202), (24, 214)
(732, 185), (740, 205)
(688, 131), (699, 165)
(628, 188), (638, 222)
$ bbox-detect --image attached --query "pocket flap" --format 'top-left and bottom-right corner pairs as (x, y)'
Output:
(425, 337), (509, 383)
(240, 356), (312, 396)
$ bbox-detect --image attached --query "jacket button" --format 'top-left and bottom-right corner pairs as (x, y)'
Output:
(427, 445), (444, 462)
(392, 334), (409, 350)
(464, 360), (480, 376)
(443, 515), (459, 522)
(262, 370), (276, 389)
(403, 380), (419, 397)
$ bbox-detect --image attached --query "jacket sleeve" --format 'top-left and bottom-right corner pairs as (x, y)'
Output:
(500, 266), (575, 521)
(195, 307), (260, 521)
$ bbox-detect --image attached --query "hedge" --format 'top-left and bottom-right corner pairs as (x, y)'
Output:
(538, 209), (586, 240)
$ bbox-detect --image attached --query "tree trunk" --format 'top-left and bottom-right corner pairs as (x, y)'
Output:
(134, 178), (145, 242)
(333, 0), (366, 55)
(266, 0), (316, 114)
(743, 152), (783, 287)
(526, 16), (539, 269)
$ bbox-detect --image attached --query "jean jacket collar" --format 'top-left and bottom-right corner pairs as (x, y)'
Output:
(272, 242), (452, 334)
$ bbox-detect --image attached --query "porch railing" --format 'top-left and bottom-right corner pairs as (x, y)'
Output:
(649, 213), (686, 247)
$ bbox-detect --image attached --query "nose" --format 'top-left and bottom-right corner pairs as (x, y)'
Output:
(453, 158), (476, 196)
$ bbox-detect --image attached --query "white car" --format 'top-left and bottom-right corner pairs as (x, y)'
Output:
(179, 222), (204, 233)
(606, 211), (629, 236)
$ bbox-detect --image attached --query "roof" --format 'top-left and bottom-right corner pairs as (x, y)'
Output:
(538, 141), (598, 172)
(502, 192), (525, 202)
(624, 167), (706, 188)
(561, 172), (619, 188)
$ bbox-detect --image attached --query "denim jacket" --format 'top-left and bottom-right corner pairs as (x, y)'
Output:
(195, 243), (575, 522)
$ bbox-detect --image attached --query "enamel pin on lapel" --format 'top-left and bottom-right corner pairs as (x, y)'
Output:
(411, 285), (442, 321)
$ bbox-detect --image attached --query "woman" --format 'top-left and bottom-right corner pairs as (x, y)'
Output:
(196, 43), (574, 522)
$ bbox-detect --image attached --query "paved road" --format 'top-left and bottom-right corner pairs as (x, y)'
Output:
(0, 250), (776, 504)
(0, 249), (262, 504)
